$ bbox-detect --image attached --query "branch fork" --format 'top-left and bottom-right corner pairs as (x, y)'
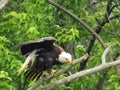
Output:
(101, 44), (114, 64)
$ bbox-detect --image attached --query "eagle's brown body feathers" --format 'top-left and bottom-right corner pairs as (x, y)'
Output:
(17, 37), (72, 81)
(17, 37), (65, 80)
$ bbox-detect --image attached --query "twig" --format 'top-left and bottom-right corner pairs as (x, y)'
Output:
(108, 4), (119, 15)
(109, 14), (120, 21)
(101, 44), (114, 64)
(28, 53), (89, 90)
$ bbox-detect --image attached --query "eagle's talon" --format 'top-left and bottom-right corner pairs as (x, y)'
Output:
(41, 71), (46, 77)
(51, 69), (57, 76)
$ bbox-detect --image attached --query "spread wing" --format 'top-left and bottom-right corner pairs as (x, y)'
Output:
(17, 37), (56, 56)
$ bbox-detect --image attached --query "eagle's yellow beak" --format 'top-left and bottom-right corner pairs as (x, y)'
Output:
(66, 59), (72, 64)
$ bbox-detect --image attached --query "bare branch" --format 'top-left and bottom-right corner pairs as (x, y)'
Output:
(108, 4), (119, 15)
(101, 44), (114, 64)
(109, 14), (120, 21)
(90, 0), (98, 6)
(28, 53), (89, 90)
(106, 0), (112, 16)
(38, 59), (120, 90)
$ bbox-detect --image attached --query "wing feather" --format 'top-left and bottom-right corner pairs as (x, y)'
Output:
(16, 37), (56, 56)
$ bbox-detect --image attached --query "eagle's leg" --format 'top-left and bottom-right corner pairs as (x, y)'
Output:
(51, 69), (57, 76)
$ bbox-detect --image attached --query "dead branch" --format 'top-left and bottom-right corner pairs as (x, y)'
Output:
(28, 53), (89, 90)
(101, 44), (114, 64)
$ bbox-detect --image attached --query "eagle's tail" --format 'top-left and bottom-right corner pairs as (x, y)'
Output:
(24, 69), (42, 81)
(17, 50), (36, 76)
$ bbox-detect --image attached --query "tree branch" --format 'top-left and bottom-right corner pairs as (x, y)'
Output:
(109, 14), (120, 21)
(28, 53), (89, 90)
(101, 44), (114, 64)
(108, 4), (119, 15)
(45, 0), (106, 49)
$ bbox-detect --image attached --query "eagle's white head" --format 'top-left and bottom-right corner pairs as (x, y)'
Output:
(58, 52), (72, 64)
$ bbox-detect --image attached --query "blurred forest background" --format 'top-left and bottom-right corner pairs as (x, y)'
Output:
(0, 0), (120, 90)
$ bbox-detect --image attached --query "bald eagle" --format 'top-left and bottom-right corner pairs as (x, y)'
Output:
(17, 37), (72, 80)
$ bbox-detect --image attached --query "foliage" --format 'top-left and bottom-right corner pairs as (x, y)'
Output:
(0, 0), (120, 90)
